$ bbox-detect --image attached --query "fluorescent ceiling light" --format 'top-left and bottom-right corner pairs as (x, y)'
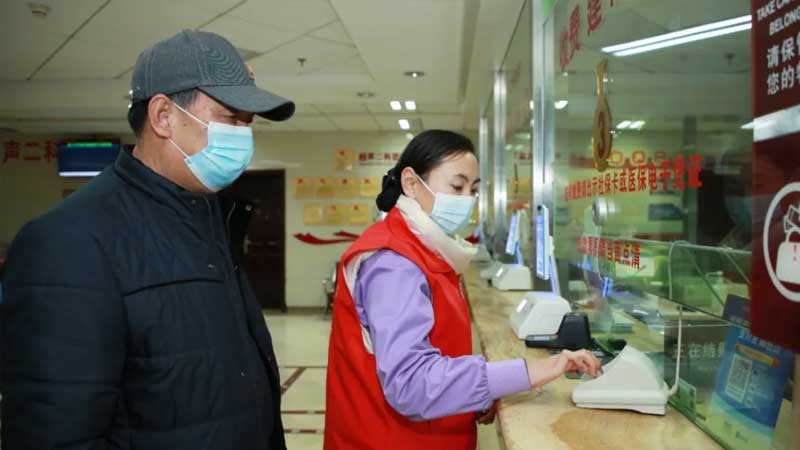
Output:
(529, 100), (534, 110)
(405, 132), (414, 140)
(390, 101), (402, 111)
(602, 15), (751, 55)
(605, 17), (752, 57)
(398, 119), (410, 130)
(740, 121), (755, 130)
(404, 100), (417, 111)
(630, 120), (646, 130)
(554, 100), (569, 110)
(616, 120), (632, 129)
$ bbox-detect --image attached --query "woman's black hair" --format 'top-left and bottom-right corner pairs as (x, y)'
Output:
(376, 129), (476, 212)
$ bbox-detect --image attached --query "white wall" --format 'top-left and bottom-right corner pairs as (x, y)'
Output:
(253, 131), (411, 307)
(0, 130), (479, 308)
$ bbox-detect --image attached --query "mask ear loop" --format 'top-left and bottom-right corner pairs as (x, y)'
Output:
(172, 102), (209, 128)
(168, 102), (208, 158)
(414, 172), (436, 196)
(168, 138), (190, 158)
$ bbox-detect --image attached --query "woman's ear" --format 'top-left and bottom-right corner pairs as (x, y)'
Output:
(400, 166), (420, 200)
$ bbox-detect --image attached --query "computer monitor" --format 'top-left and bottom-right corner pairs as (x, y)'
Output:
(536, 205), (550, 280)
(58, 142), (121, 177)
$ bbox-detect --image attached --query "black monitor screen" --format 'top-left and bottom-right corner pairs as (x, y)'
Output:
(57, 142), (120, 177)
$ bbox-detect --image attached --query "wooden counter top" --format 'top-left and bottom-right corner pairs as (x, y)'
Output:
(463, 267), (723, 450)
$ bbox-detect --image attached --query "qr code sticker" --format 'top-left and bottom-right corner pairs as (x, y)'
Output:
(724, 354), (753, 403)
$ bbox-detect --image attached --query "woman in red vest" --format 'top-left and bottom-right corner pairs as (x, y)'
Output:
(325, 130), (601, 450)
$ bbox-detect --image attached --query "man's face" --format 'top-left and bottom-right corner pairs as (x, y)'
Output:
(168, 91), (255, 192)
(171, 91), (254, 157)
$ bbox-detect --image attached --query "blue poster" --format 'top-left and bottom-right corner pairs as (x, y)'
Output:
(707, 295), (793, 450)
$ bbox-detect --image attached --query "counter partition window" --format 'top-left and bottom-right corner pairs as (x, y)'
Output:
(540, 1), (794, 449)
(503, 0), (534, 267)
(481, 93), (497, 248)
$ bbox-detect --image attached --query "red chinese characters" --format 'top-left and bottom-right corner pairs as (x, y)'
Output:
(3, 140), (20, 164)
(44, 141), (57, 163)
(577, 236), (641, 270)
(23, 141), (42, 161)
(563, 153), (705, 202)
(587, 0), (603, 35)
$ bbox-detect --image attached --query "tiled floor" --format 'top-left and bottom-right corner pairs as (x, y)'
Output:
(264, 310), (504, 450)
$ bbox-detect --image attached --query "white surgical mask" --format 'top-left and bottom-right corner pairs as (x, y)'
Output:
(415, 174), (476, 235)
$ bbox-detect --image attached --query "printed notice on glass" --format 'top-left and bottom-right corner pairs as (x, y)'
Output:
(751, 0), (800, 352)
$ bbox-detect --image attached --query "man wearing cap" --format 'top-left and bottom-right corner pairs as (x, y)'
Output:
(1, 31), (293, 449)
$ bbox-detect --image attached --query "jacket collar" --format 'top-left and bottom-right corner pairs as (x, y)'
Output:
(114, 147), (215, 218)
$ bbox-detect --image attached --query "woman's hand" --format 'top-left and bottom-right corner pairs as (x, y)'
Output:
(525, 349), (602, 390)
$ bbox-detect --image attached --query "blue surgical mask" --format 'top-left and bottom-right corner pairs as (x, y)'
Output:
(169, 103), (254, 192)
(416, 174), (476, 235)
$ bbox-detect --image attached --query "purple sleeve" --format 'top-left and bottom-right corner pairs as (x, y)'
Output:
(353, 250), (530, 421)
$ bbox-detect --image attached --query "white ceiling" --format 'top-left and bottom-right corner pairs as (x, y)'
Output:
(551, 0), (753, 134)
(0, 0), (756, 137)
(0, 0), (518, 135)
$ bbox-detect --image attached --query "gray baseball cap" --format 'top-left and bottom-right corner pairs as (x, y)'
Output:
(130, 30), (294, 121)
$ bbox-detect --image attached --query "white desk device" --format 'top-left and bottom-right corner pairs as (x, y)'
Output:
(492, 264), (533, 290)
(492, 210), (533, 291)
(572, 306), (686, 416)
(479, 260), (504, 280)
(508, 205), (571, 336)
(509, 292), (571, 338)
(473, 242), (493, 264)
(572, 345), (669, 415)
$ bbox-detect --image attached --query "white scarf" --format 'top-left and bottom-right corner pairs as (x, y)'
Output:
(396, 195), (477, 274)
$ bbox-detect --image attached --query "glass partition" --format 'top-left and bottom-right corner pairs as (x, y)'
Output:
(482, 94), (496, 245)
(541, 1), (794, 449)
(502, 0), (534, 265)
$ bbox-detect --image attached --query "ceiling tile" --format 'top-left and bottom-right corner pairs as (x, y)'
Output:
(306, 55), (368, 76)
(227, 0), (337, 34)
(417, 103), (463, 114)
(286, 115), (338, 131)
(247, 36), (360, 77)
(253, 119), (298, 131)
(421, 114), (464, 130)
(34, 37), (137, 79)
(328, 115), (378, 131)
(329, 0), (464, 102)
(172, 0), (244, 15)
(291, 103), (321, 116)
(35, 0), (225, 79)
(365, 103), (393, 114)
(308, 21), (353, 45)
(0, 0), (108, 80)
(1, 0), (108, 37)
(313, 103), (368, 114)
(374, 115), (421, 132)
(0, 35), (64, 80)
(200, 16), (301, 53)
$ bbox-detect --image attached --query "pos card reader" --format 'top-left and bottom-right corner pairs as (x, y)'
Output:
(525, 312), (593, 351)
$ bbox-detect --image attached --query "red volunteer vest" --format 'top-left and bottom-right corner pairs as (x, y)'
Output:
(324, 208), (476, 450)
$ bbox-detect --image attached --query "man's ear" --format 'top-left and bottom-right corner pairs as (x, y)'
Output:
(147, 94), (174, 139)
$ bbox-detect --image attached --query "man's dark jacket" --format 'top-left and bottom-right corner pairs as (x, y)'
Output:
(0, 149), (285, 449)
